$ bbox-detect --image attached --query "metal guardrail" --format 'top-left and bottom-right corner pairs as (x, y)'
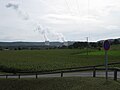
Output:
(0, 62), (120, 80)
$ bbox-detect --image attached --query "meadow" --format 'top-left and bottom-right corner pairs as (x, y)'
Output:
(0, 44), (120, 72)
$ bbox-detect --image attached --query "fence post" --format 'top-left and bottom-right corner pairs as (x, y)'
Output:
(36, 73), (38, 79)
(114, 69), (117, 81)
(18, 74), (20, 79)
(93, 67), (96, 77)
(61, 71), (63, 77)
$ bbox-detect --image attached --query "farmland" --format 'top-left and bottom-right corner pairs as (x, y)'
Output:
(0, 45), (120, 72)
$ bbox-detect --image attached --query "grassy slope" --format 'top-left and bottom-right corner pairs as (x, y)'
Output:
(0, 77), (120, 90)
(0, 44), (120, 71)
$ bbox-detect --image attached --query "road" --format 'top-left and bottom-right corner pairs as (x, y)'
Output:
(0, 71), (120, 79)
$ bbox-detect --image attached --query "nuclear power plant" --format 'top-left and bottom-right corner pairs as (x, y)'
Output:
(44, 41), (69, 46)
(5, 1), (75, 48)
(63, 42), (68, 46)
(5, 2), (67, 44)
(45, 41), (50, 46)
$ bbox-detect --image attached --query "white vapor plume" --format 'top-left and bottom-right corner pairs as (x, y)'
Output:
(5, 2), (65, 42)
(6, 3), (19, 9)
(52, 31), (65, 42)
(35, 24), (65, 42)
(35, 24), (49, 41)
(6, 2), (29, 20)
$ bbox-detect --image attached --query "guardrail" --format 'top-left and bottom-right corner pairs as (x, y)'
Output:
(0, 62), (120, 80)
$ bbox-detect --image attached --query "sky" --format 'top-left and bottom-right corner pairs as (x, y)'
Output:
(0, 0), (120, 42)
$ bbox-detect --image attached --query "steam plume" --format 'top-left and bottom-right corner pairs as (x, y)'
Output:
(6, 2), (29, 20)
(35, 24), (49, 41)
(6, 2), (65, 42)
(35, 24), (65, 42)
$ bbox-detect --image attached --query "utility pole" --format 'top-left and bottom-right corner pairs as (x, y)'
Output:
(86, 37), (89, 56)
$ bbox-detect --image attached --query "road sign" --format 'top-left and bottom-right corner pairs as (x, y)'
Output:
(103, 40), (110, 51)
(103, 40), (110, 80)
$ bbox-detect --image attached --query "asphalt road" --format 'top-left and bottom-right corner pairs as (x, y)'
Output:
(0, 71), (120, 79)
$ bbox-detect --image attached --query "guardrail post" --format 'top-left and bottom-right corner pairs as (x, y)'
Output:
(93, 67), (96, 77)
(61, 71), (63, 77)
(18, 74), (20, 79)
(36, 73), (38, 79)
(114, 69), (117, 81)
(6, 75), (8, 79)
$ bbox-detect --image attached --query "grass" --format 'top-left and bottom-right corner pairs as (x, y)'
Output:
(0, 45), (120, 72)
(0, 45), (120, 90)
(0, 77), (120, 90)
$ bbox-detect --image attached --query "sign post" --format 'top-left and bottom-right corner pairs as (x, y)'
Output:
(103, 40), (110, 80)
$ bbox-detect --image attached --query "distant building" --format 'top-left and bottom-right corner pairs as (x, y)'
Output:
(63, 42), (68, 46)
(45, 41), (50, 46)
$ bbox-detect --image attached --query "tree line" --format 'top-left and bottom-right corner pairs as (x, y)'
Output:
(63, 39), (120, 49)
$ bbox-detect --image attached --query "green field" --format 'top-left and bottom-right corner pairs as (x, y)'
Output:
(0, 45), (120, 72)
(0, 77), (120, 90)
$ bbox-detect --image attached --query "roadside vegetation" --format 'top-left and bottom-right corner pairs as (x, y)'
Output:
(0, 77), (120, 90)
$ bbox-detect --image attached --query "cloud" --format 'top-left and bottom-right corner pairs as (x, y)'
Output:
(105, 25), (120, 30)
(42, 13), (103, 25)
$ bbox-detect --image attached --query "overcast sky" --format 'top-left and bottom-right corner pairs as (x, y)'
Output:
(0, 0), (120, 42)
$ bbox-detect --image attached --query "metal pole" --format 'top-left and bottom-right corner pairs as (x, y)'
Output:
(105, 50), (108, 80)
(114, 69), (117, 81)
(93, 67), (96, 77)
(86, 37), (88, 56)
(61, 72), (63, 77)
(36, 73), (38, 79)
(18, 74), (20, 79)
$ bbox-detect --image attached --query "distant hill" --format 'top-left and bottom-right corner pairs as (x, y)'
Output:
(97, 38), (120, 44)
(0, 38), (119, 50)
(0, 41), (75, 50)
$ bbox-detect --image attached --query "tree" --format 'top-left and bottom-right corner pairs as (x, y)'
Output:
(72, 42), (87, 49)
(113, 39), (119, 44)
